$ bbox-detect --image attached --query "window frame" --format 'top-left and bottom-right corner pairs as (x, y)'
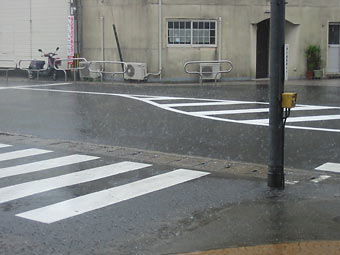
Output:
(167, 19), (217, 48)
(329, 23), (340, 46)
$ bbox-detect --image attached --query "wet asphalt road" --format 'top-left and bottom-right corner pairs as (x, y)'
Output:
(0, 80), (339, 170)
(0, 79), (340, 254)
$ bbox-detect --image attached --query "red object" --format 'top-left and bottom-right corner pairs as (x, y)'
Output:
(306, 71), (314, 80)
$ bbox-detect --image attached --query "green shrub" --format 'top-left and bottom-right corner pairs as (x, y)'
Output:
(306, 45), (321, 71)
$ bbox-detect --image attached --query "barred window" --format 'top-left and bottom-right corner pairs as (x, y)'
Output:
(167, 20), (217, 46)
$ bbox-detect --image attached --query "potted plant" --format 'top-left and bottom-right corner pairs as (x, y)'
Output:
(306, 45), (321, 79)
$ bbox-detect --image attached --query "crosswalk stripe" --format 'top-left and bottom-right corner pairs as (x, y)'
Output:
(17, 169), (210, 223)
(0, 154), (99, 179)
(0, 144), (11, 149)
(315, 162), (340, 173)
(190, 106), (338, 117)
(0, 149), (52, 162)
(0, 161), (151, 204)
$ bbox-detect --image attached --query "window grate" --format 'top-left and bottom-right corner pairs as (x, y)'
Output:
(167, 20), (217, 47)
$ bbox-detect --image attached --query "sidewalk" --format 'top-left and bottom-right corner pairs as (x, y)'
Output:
(179, 241), (340, 255)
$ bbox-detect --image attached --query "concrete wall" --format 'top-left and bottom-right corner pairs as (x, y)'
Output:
(80, 0), (340, 81)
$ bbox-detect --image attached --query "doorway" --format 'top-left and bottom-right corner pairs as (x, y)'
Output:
(256, 19), (270, 79)
(328, 23), (340, 73)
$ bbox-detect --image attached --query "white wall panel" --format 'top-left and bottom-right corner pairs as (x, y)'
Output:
(0, 0), (70, 63)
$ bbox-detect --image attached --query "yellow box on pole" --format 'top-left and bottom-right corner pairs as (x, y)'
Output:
(282, 93), (297, 108)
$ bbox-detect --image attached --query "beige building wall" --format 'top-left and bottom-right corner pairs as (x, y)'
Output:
(80, 0), (340, 81)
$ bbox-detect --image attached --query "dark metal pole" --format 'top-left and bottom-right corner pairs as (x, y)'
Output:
(112, 24), (124, 72)
(268, 0), (286, 189)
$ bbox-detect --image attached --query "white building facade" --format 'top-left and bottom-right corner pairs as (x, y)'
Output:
(0, 0), (72, 62)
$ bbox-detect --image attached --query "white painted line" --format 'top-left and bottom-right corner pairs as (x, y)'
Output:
(311, 175), (331, 183)
(294, 105), (338, 111)
(191, 106), (338, 117)
(0, 144), (11, 149)
(145, 96), (187, 101)
(17, 169), (210, 223)
(0, 148), (51, 162)
(161, 101), (253, 107)
(242, 114), (340, 125)
(192, 108), (268, 116)
(285, 125), (340, 133)
(0, 154), (99, 179)
(297, 103), (340, 110)
(315, 162), (340, 173)
(285, 180), (299, 185)
(240, 119), (269, 125)
(0, 161), (151, 204)
(0, 83), (72, 90)
(285, 114), (340, 123)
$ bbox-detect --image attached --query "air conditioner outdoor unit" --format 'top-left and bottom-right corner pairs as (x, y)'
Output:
(124, 62), (147, 81)
(200, 63), (221, 80)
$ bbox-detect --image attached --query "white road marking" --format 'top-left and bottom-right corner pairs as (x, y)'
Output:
(10, 87), (340, 133)
(315, 162), (340, 173)
(242, 114), (340, 125)
(17, 169), (210, 223)
(144, 96), (186, 101)
(0, 144), (11, 149)
(285, 180), (299, 185)
(284, 125), (340, 133)
(0, 83), (71, 90)
(0, 154), (99, 178)
(161, 101), (254, 107)
(240, 119), (269, 125)
(191, 106), (338, 116)
(311, 175), (331, 183)
(286, 114), (340, 123)
(0, 148), (51, 162)
(0, 161), (151, 204)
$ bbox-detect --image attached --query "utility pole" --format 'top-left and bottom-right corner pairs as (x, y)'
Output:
(268, 0), (286, 189)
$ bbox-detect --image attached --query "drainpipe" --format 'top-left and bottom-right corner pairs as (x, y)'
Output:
(100, 16), (105, 70)
(218, 17), (222, 61)
(146, 0), (162, 79)
(29, 0), (33, 58)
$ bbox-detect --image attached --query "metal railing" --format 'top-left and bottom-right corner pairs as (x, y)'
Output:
(18, 59), (49, 80)
(88, 61), (127, 82)
(0, 60), (17, 82)
(55, 58), (88, 82)
(184, 60), (233, 85)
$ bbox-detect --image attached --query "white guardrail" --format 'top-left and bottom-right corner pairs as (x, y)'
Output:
(0, 60), (17, 82)
(184, 60), (233, 85)
(18, 59), (48, 80)
(4, 58), (128, 83)
(88, 61), (127, 82)
(55, 58), (88, 82)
